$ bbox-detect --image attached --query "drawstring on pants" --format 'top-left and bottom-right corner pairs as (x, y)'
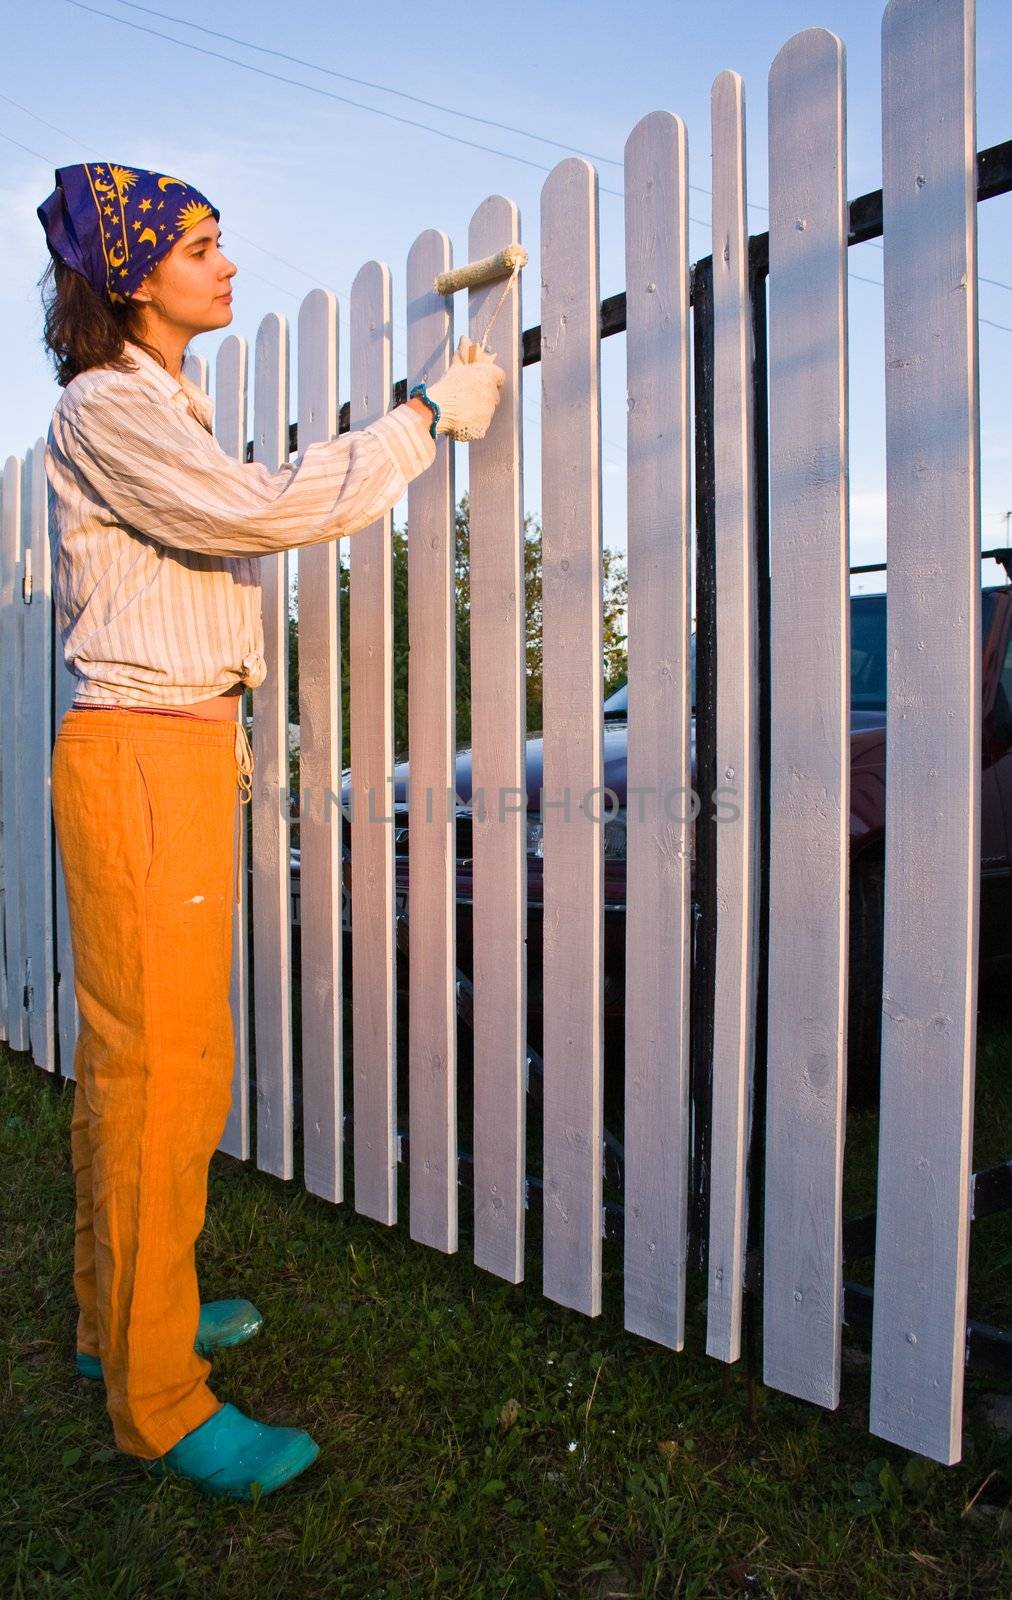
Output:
(234, 720), (254, 904)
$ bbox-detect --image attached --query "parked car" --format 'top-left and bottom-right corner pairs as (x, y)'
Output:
(290, 578), (1012, 1099)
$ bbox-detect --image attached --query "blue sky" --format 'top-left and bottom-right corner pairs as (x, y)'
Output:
(3, 0), (1011, 600)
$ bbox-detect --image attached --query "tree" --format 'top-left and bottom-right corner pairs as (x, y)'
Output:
(287, 493), (628, 781)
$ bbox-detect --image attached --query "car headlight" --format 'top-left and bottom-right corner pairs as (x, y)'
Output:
(603, 808), (627, 861)
(524, 809), (628, 861)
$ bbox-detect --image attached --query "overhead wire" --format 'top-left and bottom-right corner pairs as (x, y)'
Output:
(60, 0), (628, 206)
(9, 8), (1012, 346)
(50, 0), (1012, 330)
(66, 0), (1012, 301)
(3, 122), (1009, 350)
(104, 0), (751, 212)
(0, 112), (630, 466)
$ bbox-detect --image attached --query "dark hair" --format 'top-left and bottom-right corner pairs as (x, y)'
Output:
(38, 250), (179, 388)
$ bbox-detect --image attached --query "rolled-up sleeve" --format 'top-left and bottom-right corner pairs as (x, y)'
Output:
(51, 380), (437, 558)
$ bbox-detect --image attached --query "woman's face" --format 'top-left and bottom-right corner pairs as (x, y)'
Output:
(132, 220), (237, 333)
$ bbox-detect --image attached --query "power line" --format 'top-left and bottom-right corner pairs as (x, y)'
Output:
(845, 264), (1012, 334)
(5, 105), (1010, 467)
(69, 0), (1012, 300)
(8, 113), (1012, 339)
(58, 0), (636, 209)
(0, 126), (52, 167)
(109, 2), (631, 166)
(11, 20), (1012, 342)
(105, 0), (744, 209)
(54, 2), (1012, 320)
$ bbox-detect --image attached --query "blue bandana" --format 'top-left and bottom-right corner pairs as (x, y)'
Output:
(37, 162), (220, 305)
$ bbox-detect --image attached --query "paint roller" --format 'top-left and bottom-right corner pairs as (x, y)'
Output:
(431, 244), (527, 440)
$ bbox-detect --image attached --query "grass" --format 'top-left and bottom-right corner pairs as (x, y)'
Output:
(2, 984), (1010, 1599)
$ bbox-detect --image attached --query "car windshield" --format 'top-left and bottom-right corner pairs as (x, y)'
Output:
(600, 588), (1001, 716)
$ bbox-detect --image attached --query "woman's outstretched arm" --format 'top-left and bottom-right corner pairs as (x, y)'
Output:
(48, 379), (438, 558)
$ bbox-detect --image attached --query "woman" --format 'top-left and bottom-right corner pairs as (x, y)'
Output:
(36, 161), (504, 1501)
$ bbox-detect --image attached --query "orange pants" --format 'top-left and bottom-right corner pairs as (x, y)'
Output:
(51, 707), (243, 1458)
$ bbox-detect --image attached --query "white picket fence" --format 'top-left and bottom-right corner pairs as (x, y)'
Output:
(0, 0), (988, 1465)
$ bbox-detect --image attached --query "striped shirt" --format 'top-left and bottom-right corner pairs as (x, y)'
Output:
(44, 338), (437, 708)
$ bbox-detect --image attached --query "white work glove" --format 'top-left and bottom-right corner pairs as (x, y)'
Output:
(425, 335), (505, 441)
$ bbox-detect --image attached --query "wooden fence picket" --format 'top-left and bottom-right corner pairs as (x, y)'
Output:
(250, 316), (295, 1180)
(349, 262), (399, 1226)
(763, 27), (850, 1408)
(871, 0), (980, 1465)
(296, 290), (345, 1204)
(23, 441), (55, 1071)
(200, 335), (253, 1162)
(540, 157), (605, 1317)
(406, 229), (458, 1253)
(622, 109), (693, 1351)
(467, 194), (528, 1285)
(51, 492), (79, 1079)
(180, 345), (207, 406)
(705, 70), (762, 1365)
(1, 457), (28, 1052)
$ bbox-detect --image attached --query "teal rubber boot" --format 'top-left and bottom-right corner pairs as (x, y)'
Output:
(75, 1298), (263, 1383)
(141, 1402), (320, 1500)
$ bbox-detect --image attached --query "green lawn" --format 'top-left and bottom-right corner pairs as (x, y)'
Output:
(2, 988), (1010, 1599)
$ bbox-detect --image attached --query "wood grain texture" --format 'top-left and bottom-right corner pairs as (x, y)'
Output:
(706, 70), (762, 1365)
(871, 0), (980, 1466)
(203, 336), (252, 1162)
(540, 158), (605, 1317)
(350, 261), (398, 1226)
(622, 110), (693, 1351)
(763, 28), (850, 1409)
(250, 317), (294, 1180)
(296, 290), (345, 1204)
(467, 195), (528, 1284)
(406, 229), (458, 1253)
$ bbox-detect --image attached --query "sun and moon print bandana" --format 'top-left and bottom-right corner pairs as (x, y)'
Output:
(37, 162), (220, 305)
